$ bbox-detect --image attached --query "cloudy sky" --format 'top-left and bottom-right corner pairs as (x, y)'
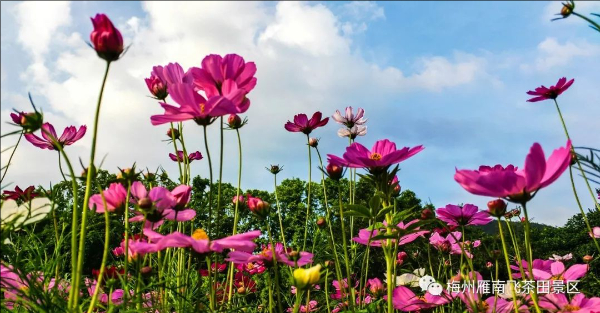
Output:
(1, 1), (599, 226)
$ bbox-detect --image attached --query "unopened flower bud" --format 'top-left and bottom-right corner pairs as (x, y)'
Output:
(144, 172), (156, 181)
(308, 137), (319, 147)
(396, 251), (408, 265)
(316, 217), (326, 229)
(324, 260), (334, 268)
(141, 266), (153, 277)
(267, 165), (283, 175)
(90, 14), (124, 62)
(167, 128), (180, 140)
(486, 262), (493, 268)
(287, 251), (300, 262)
(420, 208), (434, 220)
(570, 151), (577, 166)
(237, 286), (246, 294)
(487, 199), (507, 218)
(326, 163), (344, 181)
(17, 111), (44, 133)
(293, 264), (322, 290)
(583, 255), (593, 263)
(520, 217), (526, 223)
(227, 114), (243, 129)
(248, 197), (270, 218)
(138, 197), (153, 210)
(560, 2), (574, 18)
(444, 259), (451, 267)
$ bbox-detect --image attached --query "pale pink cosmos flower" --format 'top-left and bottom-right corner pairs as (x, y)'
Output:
(589, 226), (600, 238)
(331, 278), (359, 300)
(24, 122), (86, 150)
(89, 183), (128, 214)
(337, 125), (367, 139)
(436, 203), (492, 226)
(287, 300), (318, 312)
(226, 242), (313, 267)
(392, 286), (452, 311)
(332, 107), (367, 128)
(455, 141), (572, 202)
(539, 293), (600, 313)
(549, 253), (573, 261)
(353, 219), (429, 248)
(328, 139), (423, 173)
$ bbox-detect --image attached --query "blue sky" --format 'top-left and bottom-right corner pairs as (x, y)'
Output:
(1, 1), (599, 226)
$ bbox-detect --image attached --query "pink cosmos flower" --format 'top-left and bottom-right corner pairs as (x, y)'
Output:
(328, 139), (424, 173)
(367, 278), (385, 297)
(2, 185), (39, 202)
(85, 278), (124, 305)
(10, 112), (25, 125)
(128, 182), (195, 228)
(589, 226), (600, 238)
(89, 183), (128, 214)
(284, 112), (329, 134)
(353, 219), (429, 248)
(236, 262), (266, 275)
(90, 14), (124, 62)
(150, 83), (238, 126)
(190, 54), (257, 98)
(454, 141), (572, 202)
(112, 234), (148, 261)
(332, 107), (367, 128)
(169, 150), (203, 163)
(199, 263), (227, 277)
(392, 286), (452, 311)
(511, 259), (587, 281)
(24, 123), (86, 150)
(436, 203), (492, 226)
(145, 63), (193, 100)
(526, 77), (574, 102)
(429, 231), (478, 258)
(226, 242), (313, 267)
(539, 293), (600, 313)
(331, 278), (359, 300)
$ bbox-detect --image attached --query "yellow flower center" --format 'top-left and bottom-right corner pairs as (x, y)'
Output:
(200, 103), (206, 113)
(192, 229), (209, 240)
(417, 296), (427, 302)
(369, 153), (382, 160)
(563, 305), (580, 312)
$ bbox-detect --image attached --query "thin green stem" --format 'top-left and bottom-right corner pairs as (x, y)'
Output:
(521, 203), (542, 313)
(568, 166), (600, 253)
(87, 185), (111, 313)
(273, 173), (287, 249)
(0, 130), (23, 184)
(169, 122), (184, 183)
(338, 184), (355, 311)
(227, 128), (244, 302)
(497, 219), (519, 313)
(202, 125), (214, 236)
(572, 11), (600, 31)
(302, 135), (312, 252)
(122, 183), (131, 306)
(57, 152), (68, 181)
(72, 61), (112, 308)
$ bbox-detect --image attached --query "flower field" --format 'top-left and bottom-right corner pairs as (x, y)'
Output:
(1, 3), (600, 313)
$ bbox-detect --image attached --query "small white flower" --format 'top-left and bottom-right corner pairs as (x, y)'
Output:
(1, 198), (52, 230)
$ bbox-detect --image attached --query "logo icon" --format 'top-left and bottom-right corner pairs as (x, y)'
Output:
(418, 275), (443, 296)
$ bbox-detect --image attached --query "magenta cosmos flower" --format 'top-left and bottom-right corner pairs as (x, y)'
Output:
(226, 242), (313, 267)
(24, 122), (86, 150)
(539, 293), (600, 313)
(150, 83), (239, 126)
(145, 63), (193, 100)
(454, 141), (572, 202)
(169, 150), (203, 163)
(190, 54), (257, 99)
(392, 286), (451, 312)
(429, 231), (480, 258)
(328, 139), (424, 173)
(526, 77), (574, 102)
(89, 183), (128, 214)
(436, 204), (491, 226)
(511, 259), (587, 281)
(332, 106), (367, 128)
(284, 112), (329, 134)
(2, 186), (39, 202)
(128, 182), (195, 228)
(353, 219), (429, 248)
(90, 14), (123, 62)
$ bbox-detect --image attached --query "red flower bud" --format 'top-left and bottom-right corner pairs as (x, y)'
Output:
(167, 128), (180, 140)
(227, 114), (243, 129)
(420, 208), (434, 220)
(316, 217), (326, 229)
(326, 163), (344, 181)
(583, 255), (593, 263)
(308, 137), (319, 147)
(487, 199), (507, 218)
(90, 14), (124, 62)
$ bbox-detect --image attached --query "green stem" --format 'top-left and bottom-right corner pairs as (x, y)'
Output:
(72, 61), (112, 308)
(497, 219), (519, 313)
(302, 135), (312, 251)
(386, 248), (394, 313)
(87, 186), (111, 313)
(57, 152), (68, 181)
(568, 166), (600, 253)
(273, 173), (287, 249)
(553, 99), (600, 212)
(202, 125), (214, 236)
(572, 11), (600, 31)
(338, 184), (355, 311)
(122, 183), (131, 306)
(521, 203), (542, 313)
(169, 122), (183, 183)
(0, 130), (23, 184)
(227, 128), (244, 302)
(267, 218), (284, 313)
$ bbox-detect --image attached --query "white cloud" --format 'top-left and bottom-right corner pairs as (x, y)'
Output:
(520, 37), (600, 72)
(15, 1), (71, 62)
(410, 53), (490, 92)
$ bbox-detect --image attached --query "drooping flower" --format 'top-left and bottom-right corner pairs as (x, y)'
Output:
(392, 286), (451, 311)
(150, 83), (238, 126)
(226, 242), (313, 267)
(169, 150), (203, 163)
(2, 186), (39, 202)
(89, 183), (128, 214)
(332, 107), (367, 128)
(436, 204), (492, 226)
(90, 14), (124, 62)
(328, 139), (424, 173)
(284, 112), (329, 134)
(10, 110), (44, 133)
(549, 253), (573, 261)
(539, 293), (600, 313)
(353, 219), (429, 248)
(526, 77), (574, 102)
(454, 141), (572, 202)
(589, 226), (600, 238)
(24, 123), (86, 150)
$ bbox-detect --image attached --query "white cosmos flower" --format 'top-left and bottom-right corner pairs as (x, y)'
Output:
(1, 198), (52, 230)
(384, 268), (426, 287)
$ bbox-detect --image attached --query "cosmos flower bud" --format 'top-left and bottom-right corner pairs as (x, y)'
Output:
(308, 137), (319, 147)
(368, 278), (384, 296)
(140, 266), (153, 277)
(145, 75), (167, 100)
(324, 260), (334, 268)
(316, 217), (326, 229)
(237, 286), (246, 294)
(520, 217), (526, 223)
(167, 128), (180, 140)
(90, 14), (124, 62)
(583, 255), (593, 263)
(560, 2), (574, 18)
(293, 264), (322, 290)
(248, 197), (270, 218)
(267, 165), (283, 175)
(420, 208), (435, 220)
(227, 114), (243, 129)
(138, 197), (153, 210)
(12, 111), (44, 133)
(487, 199), (507, 218)
(144, 172), (156, 181)
(444, 259), (451, 267)
(396, 251), (408, 265)
(570, 151), (577, 166)
(486, 262), (493, 268)
(287, 251), (300, 262)
(326, 163), (344, 181)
